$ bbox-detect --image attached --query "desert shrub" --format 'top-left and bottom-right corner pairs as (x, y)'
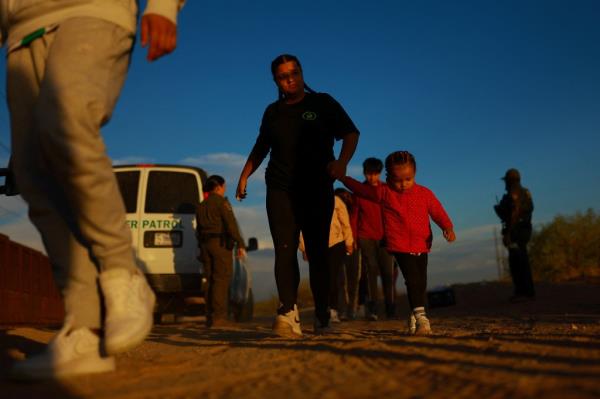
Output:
(529, 208), (600, 281)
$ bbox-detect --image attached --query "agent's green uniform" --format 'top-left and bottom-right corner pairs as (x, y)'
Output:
(196, 193), (246, 324)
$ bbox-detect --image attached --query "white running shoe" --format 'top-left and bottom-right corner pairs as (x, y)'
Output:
(272, 304), (302, 338)
(330, 309), (341, 323)
(100, 268), (156, 354)
(415, 314), (432, 336)
(408, 314), (417, 335)
(11, 318), (115, 380)
(367, 312), (379, 321)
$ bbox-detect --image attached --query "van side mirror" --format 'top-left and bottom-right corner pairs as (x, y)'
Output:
(0, 165), (19, 196)
(246, 237), (258, 252)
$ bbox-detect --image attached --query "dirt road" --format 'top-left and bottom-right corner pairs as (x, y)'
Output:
(2, 281), (599, 399)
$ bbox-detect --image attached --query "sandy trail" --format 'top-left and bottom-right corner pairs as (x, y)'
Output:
(1, 281), (599, 399)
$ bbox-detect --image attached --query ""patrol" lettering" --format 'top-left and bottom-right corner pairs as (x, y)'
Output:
(127, 219), (184, 230)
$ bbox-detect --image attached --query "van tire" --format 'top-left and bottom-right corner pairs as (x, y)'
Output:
(153, 312), (175, 325)
(233, 289), (254, 322)
(159, 313), (177, 324)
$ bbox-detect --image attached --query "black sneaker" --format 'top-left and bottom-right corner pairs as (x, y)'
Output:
(509, 295), (535, 303)
(313, 318), (332, 335)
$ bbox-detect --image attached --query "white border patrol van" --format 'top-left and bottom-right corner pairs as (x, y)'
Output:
(114, 164), (255, 322)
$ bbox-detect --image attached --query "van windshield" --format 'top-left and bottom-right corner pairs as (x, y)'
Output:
(145, 171), (199, 214)
(115, 171), (140, 213)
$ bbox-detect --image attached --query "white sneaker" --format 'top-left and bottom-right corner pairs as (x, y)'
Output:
(100, 268), (156, 354)
(272, 304), (302, 338)
(11, 318), (115, 380)
(367, 312), (379, 321)
(330, 309), (341, 323)
(408, 314), (417, 335)
(415, 314), (432, 336)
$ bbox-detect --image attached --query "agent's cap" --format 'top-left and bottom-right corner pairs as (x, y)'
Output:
(502, 168), (521, 182)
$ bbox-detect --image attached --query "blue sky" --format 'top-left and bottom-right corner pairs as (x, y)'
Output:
(1, 1), (599, 298)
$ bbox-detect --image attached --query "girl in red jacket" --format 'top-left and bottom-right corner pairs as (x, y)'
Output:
(341, 151), (456, 335)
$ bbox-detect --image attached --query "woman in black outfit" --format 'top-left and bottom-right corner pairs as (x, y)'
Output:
(236, 54), (359, 336)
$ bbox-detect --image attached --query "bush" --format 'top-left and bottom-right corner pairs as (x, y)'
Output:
(529, 208), (600, 281)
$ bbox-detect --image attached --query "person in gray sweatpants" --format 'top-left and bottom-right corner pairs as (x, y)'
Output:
(1, 0), (184, 379)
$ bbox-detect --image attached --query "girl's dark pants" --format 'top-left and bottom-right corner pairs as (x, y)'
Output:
(267, 184), (334, 324)
(393, 253), (428, 311)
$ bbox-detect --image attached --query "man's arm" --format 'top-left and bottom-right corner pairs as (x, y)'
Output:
(141, 0), (185, 61)
(522, 188), (534, 216)
(494, 194), (511, 223)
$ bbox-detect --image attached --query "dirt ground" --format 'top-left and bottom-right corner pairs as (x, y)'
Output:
(1, 281), (599, 399)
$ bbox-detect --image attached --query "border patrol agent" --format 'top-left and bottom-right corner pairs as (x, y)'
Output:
(494, 168), (536, 302)
(196, 175), (246, 327)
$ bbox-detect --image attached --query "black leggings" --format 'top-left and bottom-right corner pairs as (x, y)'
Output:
(393, 253), (428, 311)
(266, 186), (333, 323)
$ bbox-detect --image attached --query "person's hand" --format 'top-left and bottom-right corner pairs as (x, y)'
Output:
(141, 14), (177, 61)
(326, 159), (347, 180)
(236, 248), (247, 259)
(235, 178), (248, 201)
(345, 244), (354, 255)
(443, 229), (456, 242)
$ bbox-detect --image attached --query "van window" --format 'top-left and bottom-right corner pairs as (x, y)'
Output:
(115, 171), (140, 213)
(145, 171), (199, 214)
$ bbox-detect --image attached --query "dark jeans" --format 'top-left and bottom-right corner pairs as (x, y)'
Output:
(201, 238), (233, 322)
(339, 250), (361, 314)
(509, 243), (535, 297)
(359, 238), (395, 315)
(358, 253), (368, 306)
(266, 186), (333, 324)
(328, 241), (346, 311)
(394, 252), (428, 311)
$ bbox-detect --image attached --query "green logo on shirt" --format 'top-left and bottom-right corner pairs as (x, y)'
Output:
(302, 111), (317, 121)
